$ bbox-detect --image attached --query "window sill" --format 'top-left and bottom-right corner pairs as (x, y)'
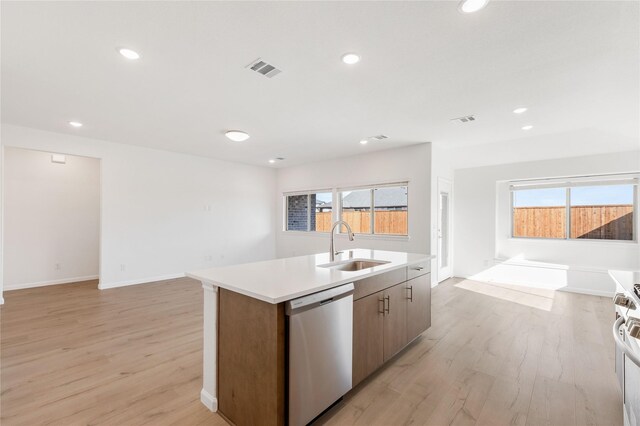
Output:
(281, 231), (410, 241)
(281, 231), (330, 237)
(508, 237), (638, 246)
(335, 233), (411, 241)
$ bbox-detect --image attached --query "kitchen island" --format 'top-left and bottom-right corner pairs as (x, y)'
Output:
(187, 249), (433, 425)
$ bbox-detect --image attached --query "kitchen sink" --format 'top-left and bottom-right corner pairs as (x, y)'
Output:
(319, 259), (390, 271)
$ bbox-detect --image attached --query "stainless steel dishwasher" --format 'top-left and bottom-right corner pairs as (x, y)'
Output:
(286, 283), (354, 426)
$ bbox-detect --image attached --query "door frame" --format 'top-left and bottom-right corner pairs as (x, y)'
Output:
(1, 146), (102, 294)
(437, 177), (453, 283)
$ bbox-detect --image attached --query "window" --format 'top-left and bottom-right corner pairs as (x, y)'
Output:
(285, 191), (332, 232)
(570, 185), (634, 240)
(339, 184), (408, 236)
(511, 176), (637, 241)
(512, 187), (567, 239)
(340, 189), (372, 233)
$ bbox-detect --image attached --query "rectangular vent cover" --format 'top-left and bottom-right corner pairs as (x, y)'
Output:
(246, 58), (282, 78)
(451, 115), (476, 123)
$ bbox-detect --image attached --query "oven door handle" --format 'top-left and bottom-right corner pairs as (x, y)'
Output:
(613, 316), (640, 368)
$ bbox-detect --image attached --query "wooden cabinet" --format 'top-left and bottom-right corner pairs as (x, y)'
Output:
(352, 267), (432, 387)
(352, 291), (385, 386)
(218, 289), (285, 426)
(383, 282), (408, 361)
(406, 274), (431, 342)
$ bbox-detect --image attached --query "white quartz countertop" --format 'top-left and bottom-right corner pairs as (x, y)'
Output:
(609, 269), (640, 305)
(187, 249), (433, 304)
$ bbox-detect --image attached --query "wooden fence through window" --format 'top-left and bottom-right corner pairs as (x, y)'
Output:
(315, 211), (408, 235)
(512, 204), (633, 240)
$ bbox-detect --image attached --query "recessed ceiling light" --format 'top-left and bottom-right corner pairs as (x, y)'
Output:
(342, 53), (360, 65)
(458, 0), (489, 13)
(359, 139), (369, 145)
(513, 107), (528, 114)
(225, 130), (250, 142)
(522, 125), (533, 131)
(68, 121), (83, 128)
(118, 48), (140, 60)
(268, 159), (276, 164)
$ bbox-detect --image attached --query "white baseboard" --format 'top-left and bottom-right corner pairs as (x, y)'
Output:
(98, 273), (186, 290)
(0, 296), (4, 305)
(200, 388), (218, 412)
(4, 275), (100, 291)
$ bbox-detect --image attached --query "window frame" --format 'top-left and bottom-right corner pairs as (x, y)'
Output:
(282, 181), (410, 238)
(338, 182), (409, 237)
(509, 175), (639, 243)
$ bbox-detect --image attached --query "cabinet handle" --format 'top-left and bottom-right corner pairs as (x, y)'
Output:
(413, 266), (424, 271)
(378, 297), (385, 315)
(385, 295), (390, 314)
(408, 285), (413, 302)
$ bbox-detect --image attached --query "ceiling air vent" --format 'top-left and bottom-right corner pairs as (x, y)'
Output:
(451, 115), (476, 123)
(371, 135), (389, 141)
(246, 58), (282, 78)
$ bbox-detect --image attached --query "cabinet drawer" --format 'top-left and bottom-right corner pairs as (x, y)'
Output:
(353, 268), (407, 301)
(407, 261), (430, 280)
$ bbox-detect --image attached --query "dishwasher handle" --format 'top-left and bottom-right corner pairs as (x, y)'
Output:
(286, 283), (355, 316)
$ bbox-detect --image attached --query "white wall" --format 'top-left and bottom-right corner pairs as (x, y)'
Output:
(0, 145), (4, 304)
(1, 125), (277, 294)
(4, 148), (100, 289)
(454, 150), (640, 296)
(276, 144), (431, 259)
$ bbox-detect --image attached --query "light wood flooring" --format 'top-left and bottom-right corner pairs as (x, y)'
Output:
(1, 277), (622, 425)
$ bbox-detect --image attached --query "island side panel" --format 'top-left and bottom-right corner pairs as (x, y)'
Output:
(201, 282), (218, 411)
(218, 288), (286, 426)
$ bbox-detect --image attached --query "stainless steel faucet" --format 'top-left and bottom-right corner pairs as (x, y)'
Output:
(330, 220), (355, 262)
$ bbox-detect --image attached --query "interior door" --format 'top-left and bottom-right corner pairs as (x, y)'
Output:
(437, 178), (453, 282)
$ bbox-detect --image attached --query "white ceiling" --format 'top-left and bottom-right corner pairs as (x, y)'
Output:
(2, 1), (638, 167)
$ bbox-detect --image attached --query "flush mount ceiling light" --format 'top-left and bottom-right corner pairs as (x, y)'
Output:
(513, 107), (528, 114)
(341, 53), (360, 65)
(458, 0), (489, 13)
(360, 139), (369, 145)
(225, 130), (250, 142)
(118, 48), (140, 60)
(522, 125), (533, 130)
(68, 121), (83, 128)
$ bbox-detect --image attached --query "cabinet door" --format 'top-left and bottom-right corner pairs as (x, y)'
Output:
(352, 291), (384, 387)
(406, 273), (431, 342)
(383, 283), (408, 361)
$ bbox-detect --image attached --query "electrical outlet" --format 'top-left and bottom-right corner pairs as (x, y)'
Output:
(204, 204), (212, 212)
(483, 260), (490, 267)
(204, 255), (213, 262)
(120, 264), (126, 272)
(55, 263), (61, 270)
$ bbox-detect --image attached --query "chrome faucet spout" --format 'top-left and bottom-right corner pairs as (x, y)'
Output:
(329, 220), (355, 262)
